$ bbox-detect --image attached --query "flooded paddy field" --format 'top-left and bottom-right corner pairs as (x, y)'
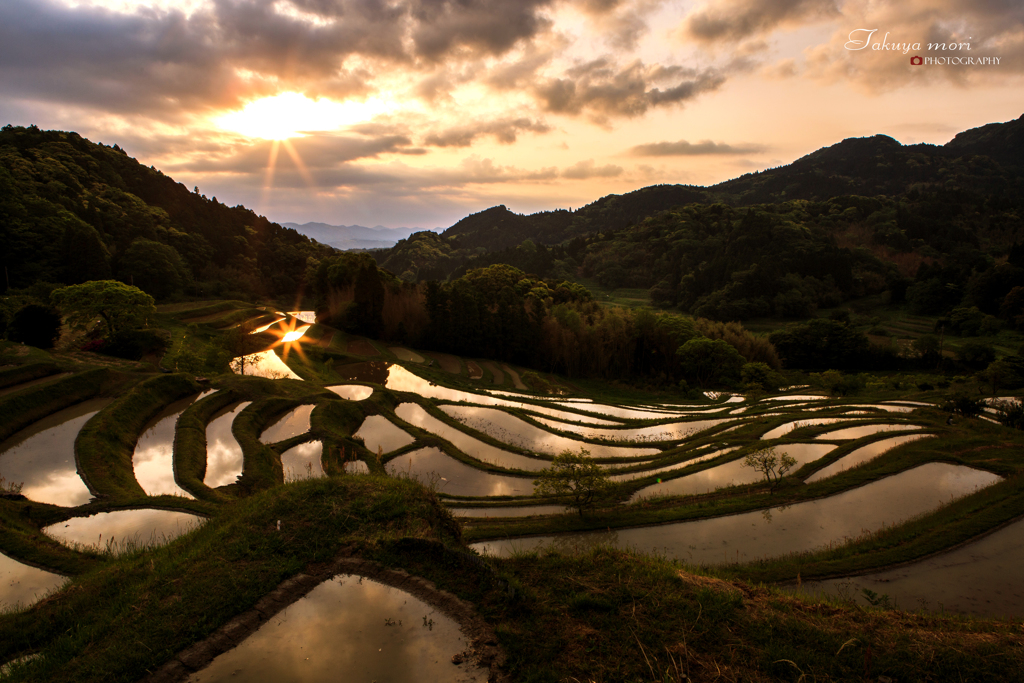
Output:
(43, 509), (204, 550)
(386, 447), (535, 497)
(0, 398), (112, 507)
(794, 517), (1024, 618)
(472, 463), (1002, 563)
(187, 574), (487, 683)
(132, 394), (203, 498)
(0, 551), (65, 612)
(280, 441), (326, 482)
(204, 402), (252, 488)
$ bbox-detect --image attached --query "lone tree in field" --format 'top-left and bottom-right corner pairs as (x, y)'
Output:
(50, 280), (156, 337)
(534, 447), (610, 517)
(743, 446), (797, 493)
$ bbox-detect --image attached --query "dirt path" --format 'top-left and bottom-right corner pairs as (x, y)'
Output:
(502, 364), (527, 390)
(481, 361), (504, 385)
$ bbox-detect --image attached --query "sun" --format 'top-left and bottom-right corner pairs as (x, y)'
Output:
(215, 92), (387, 140)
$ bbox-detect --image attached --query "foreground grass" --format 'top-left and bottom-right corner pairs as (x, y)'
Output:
(2, 476), (1022, 682)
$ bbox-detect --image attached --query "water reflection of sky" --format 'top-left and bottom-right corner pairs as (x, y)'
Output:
(474, 463), (1003, 564)
(395, 403), (549, 471)
(133, 394), (205, 498)
(231, 350), (302, 380)
(187, 574), (486, 683)
(43, 509), (204, 550)
(796, 516), (1024, 618)
(386, 447), (535, 497)
(280, 441), (325, 482)
(531, 416), (730, 443)
(814, 423), (922, 440)
(204, 402), (251, 488)
(259, 405), (314, 444)
(353, 415), (414, 455)
(0, 399), (111, 506)
(630, 443), (836, 500)
(0, 550), (66, 612)
(385, 366), (620, 425)
(440, 405), (660, 459)
(326, 385), (373, 401)
(807, 434), (936, 483)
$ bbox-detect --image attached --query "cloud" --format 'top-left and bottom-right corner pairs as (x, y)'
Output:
(424, 118), (552, 147)
(534, 59), (726, 121)
(682, 0), (840, 44)
(561, 159), (624, 179)
(628, 139), (768, 156)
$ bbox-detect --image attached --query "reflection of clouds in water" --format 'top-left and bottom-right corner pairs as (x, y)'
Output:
(814, 424), (922, 440)
(0, 402), (107, 506)
(43, 509), (204, 550)
(807, 434), (934, 483)
(386, 366), (619, 425)
(231, 350), (302, 380)
(354, 415), (415, 455)
(259, 404), (315, 443)
(630, 443), (835, 501)
(203, 402), (251, 488)
(386, 447), (534, 497)
(0, 550), (66, 612)
(395, 403), (548, 472)
(326, 385), (374, 400)
(440, 405), (659, 459)
(189, 574), (485, 682)
(532, 416), (729, 443)
(133, 399), (196, 498)
(477, 463), (1003, 564)
(281, 441), (325, 482)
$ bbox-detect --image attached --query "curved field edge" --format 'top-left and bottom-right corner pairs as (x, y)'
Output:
(0, 477), (1021, 683)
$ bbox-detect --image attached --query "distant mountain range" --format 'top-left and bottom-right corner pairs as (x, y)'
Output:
(281, 222), (440, 251)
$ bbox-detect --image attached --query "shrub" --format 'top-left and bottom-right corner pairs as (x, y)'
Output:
(102, 329), (168, 360)
(7, 304), (62, 349)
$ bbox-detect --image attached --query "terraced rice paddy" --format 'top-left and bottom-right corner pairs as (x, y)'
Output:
(1, 353), (1018, 623)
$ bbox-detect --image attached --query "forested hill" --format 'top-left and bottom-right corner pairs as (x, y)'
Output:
(0, 125), (333, 302)
(410, 113), (1024, 253)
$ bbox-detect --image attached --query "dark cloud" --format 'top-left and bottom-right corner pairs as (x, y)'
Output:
(629, 139), (768, 156)
(424, 118), (552, 147)
(0, 0), (557, 117)
(409, 0), (554, 62)
(534, 60), (725, 120)
(683, 0), (839, 43)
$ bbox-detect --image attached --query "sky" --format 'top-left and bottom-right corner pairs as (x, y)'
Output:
(1, 0), (1022, 230)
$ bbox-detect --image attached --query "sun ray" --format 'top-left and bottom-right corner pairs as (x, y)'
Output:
(260, 138), (281, 206)
(281, 139), (315, 188)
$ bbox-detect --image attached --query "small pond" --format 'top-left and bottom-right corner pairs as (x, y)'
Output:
(806, 434), (936, 483)
(0, 398), (111, 507)
(326, 385), (374, 401)
(629, 443), (836, 501)
(0, 550), (66, 612)
(795, 517), (1024, 618)
(259, 405), (315, 444)
(133, 394), (202, 499)
(42, 509), (204, 550)
(473, 463), (1002, 564)
(354, 415), (415, 455)
(386, 447), (535, 497)
(395, 403), (549, 472)
(281, 441), (326, 482)
(187, 574), (487, 682)
(204, 402), (252, 488)
(440, 405), (661, 459)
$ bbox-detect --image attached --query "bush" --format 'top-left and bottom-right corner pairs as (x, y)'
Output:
(7, 304), (62, 349)
(101, 329), (168, 360)
(941, 392), (984, 417)
(741, 362), (782, 392)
